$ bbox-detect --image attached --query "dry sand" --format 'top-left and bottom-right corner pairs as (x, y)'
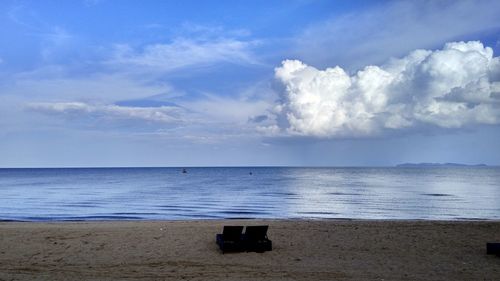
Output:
(0, 220), (499, 280)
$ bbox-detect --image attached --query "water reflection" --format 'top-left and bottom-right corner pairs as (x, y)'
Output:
(279, 167), (500, 219)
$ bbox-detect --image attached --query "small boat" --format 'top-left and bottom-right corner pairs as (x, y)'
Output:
(182, 168), (187, 174)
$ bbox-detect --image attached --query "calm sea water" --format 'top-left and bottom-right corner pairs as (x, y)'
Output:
(0, 167), (499, 221)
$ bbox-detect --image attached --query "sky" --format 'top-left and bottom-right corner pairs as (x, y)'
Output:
(1, 0), (500, 167)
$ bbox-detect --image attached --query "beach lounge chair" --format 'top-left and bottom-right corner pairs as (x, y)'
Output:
(243, 225), (272, 253)
(216, 225), (245, 254)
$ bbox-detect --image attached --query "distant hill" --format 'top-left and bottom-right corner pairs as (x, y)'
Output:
(396, 163), (487, 167)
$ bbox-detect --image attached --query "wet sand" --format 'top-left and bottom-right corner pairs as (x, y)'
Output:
(0, 220), (499, 280)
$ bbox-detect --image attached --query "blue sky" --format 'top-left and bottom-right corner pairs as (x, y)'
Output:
(1, 0), (500, 167)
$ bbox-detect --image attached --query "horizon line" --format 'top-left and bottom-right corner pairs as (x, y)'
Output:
(0, 164), (495, 169)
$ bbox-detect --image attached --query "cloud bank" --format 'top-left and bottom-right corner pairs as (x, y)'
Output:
(274, 41), (500, 137)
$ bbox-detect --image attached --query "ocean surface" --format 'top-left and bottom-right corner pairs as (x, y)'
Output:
(0, 167), (499, 221)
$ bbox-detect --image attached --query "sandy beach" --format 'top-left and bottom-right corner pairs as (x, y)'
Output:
(0, 220), (499, 280)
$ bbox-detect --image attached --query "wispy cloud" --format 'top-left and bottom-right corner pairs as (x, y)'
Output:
(182, 93), (273, 124)
(24, 94), (275, 144)
(130, 22), (255, 66)
(108, 37), (260, 72)
(26, 102), (187, 124)
(7, 4), (76, 63)
(83, 0), (103, 7)
(177, 22), (252, 39)
(272, 41), (500, 138)
(7, 4), (71, 40)
(4, 69), (171, 102)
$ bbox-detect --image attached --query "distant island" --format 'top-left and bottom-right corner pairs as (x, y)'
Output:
(396, 163), (487, 167)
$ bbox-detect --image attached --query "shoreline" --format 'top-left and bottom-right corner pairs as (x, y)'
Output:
(2, 217), (500, 223)
(1, 219), (499, 280)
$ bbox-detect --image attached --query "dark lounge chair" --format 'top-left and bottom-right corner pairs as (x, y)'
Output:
(243, 225), (272, 252)
(216, 226), (244, 254)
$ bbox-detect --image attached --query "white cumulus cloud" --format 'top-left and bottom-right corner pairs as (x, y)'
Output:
(274, 41), (500, 137)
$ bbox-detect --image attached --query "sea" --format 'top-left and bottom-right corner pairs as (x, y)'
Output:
(0, 167), (499, 221)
